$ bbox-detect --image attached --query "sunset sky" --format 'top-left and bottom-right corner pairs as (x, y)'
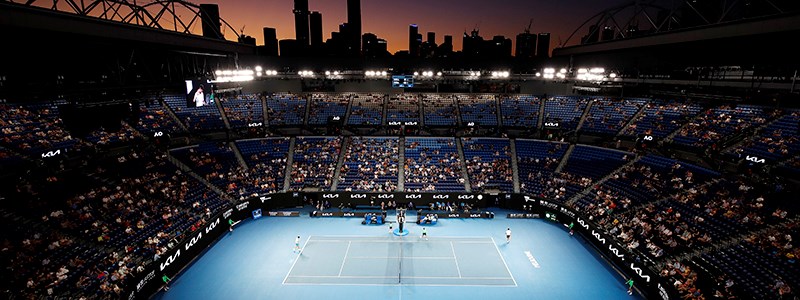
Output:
(202, 0), (629, 54)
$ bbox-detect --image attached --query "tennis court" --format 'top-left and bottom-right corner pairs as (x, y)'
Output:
(283, 236), (516, 286)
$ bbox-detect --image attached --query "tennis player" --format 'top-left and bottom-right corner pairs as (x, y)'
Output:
(294, 236), (301, 253)
(421, 227), (428, 240)
(506, 228), (512, 243)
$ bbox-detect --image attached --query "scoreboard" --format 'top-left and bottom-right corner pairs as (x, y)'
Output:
(391, 75), (414, 88)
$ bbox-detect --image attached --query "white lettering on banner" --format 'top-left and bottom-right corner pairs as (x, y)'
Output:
(467, 122), (475, 126)
(539, 200), (557, 210)
(432, 195), (449, 199)
(447, 213), (461, 218)
(524, 251), (541, 268)
(746, 155), (766, 163)
(377, 194), (394, 199)
(223, 208), (233, 219)
(260, 196), (272, 203)
(320, 212), (334, 217)
(469, 213), (482, 218)
(609, 245), (625, 260)
(544, 122), (559, 127)
(159, 249), (180, 271)
(560, 207), (575, 218)
(236, 202), (249, 211)
(282, 212), (293, 217)
(248, 122), (263, 127)
(577, 218), (590, 230)
(268, 212), (278, 216)
(350, 194), (367, 199)
(658, 283), (670, 300)
(153, 131), (164, 137)
(388, 121), (401, 125)
(332, 116), (341, 121)
(630, 264), (651, 283)
(643, 135), (653, 141)
(135, 270), (156, 291)
(523, 196), (533, 202)
(322, 194), (339, 199)
(405, 194), (421, 199)
(458, 195), (475, 200)
(343, 212), (355, 217)
(184, 233), (203, 251)
(591, 230), (607, 244)
(41, 150), (61, 158)
(204, 218), (220, 234)
(404, 121), (418, 126)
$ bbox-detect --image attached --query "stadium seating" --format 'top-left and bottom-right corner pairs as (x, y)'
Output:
(387, 94), (421, 123)
(726, 110), (800, 162)
(423, 94), (458, 126)
(290, 137), (342, 191)
(337, 137), (398, 192)
(458, 94), (498, 127)
(235, 138), (290, 196)
(461, 138), (513, 192)
(672, 105), (769, 149)
(500, 95), (541, 127)
(515, 139), (568, 199)
(579, 98), (645, 135)
(621, 102), (703, 138)
(266, 94), (306, 126)
(307, 94), (349, 125)
(163, 95), (226, 131)
(347, 93), (384, 125)
(133, 100), (184, 136)
(220, 94), (264, 129)
(0, 101), (81, 156)
(404, 137), (465, 192)
(542, 96), (590, 131)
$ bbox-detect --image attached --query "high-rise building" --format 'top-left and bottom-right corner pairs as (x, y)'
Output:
(489, 35), (512, 58)
(310, 12), (323, 49)
(427, 32), (436, 45)
(199, 4), (222, 39)
(362, 33), (388, 57)
(536, 32), (551, 58)
(262, 27), (279, 56)
(293, 0), (309, 47)
(347, 0), (362, 55)
(409, 24), (420, 57)
(462, 29), (483, 57)
(438, 35), (453, 57)
(238, 35), (256, 46)
(515, 32), (536, 58)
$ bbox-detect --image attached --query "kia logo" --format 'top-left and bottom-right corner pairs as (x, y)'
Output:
(41, 150), (61, 158)
(322, 194), (339, 198)
(159, 249), (181, 271)
(746, 155), (765, 163)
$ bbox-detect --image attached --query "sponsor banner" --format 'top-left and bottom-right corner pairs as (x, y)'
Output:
(310, 211), (377, 218)
(309, 192), (488, 207)
(507, 213), (541, 219)
(266, 211), (300, 217)
(432, 212), (494, 219)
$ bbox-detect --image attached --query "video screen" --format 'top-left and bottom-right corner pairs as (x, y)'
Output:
(185, 80), (215, 107)
(392, 75), (414, 88)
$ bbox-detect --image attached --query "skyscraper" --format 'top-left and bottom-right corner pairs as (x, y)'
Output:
(515, 32), (536, 58)
(409, 24), (420, 57)
(262, 27), (278, 56)
(347, 0), (362, 55)
(427, 32), (436, 45)
(537, 32), (550, 58)
(293, 0), (309, 47)
(310, 12), (323, 49)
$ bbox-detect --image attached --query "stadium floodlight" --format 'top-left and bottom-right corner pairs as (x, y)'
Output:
(437, 72), (442, 76)
(334, 71), (340, 76)
(255, 66), (263, 72)
(609, 73), (617, 78)
(365, 71), (373, 76)
(590, 68), (605, 74)
(215, 70), (222, 76)
(223, 70), (233, 76)
(535, 72), (541, 77)
(256, 72), (262, 77)
(556, 73), (566, 79)
(381, 71), (388, 76)
(559, 68), (567, 74)
(325, 71), (331, 76)
(543, 68), (556, 74)
(577, 68), (588, 74)
(413, 72), (419, 76)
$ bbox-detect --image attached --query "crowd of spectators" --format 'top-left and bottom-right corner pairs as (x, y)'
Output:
(220, 94), (264, 129)
(673, 105), (772, 149)
(307, 94), (349, 125)
(266, 94), (306, 126)
(347, 93), (384, 125)
(290, 137), (342, 190)
(403, 138), (465, 192)
(621, 102), (703, 138)
(580, 99), (645, 135)
(0, 102), (80, 155)
(338, 137), (398, 192)
(462, 138), (513, 192)
(423, 94), (458, 126)
(387, 94), (420, 123)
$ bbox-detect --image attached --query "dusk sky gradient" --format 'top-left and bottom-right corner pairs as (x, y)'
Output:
(201, 0), (629, 54)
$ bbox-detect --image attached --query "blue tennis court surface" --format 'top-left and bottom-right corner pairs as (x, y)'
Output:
(284, 236), (515, 286)
(153, 208), (641, 300)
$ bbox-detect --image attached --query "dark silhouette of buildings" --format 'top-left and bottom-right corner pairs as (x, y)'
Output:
(462, 29), (483, 57)
(199, 4), (222, 39)
(489, 35), (512, 58)
(362, 33), (388, 57)
(420, 32), (437, 58)
(537, 32), (550, 58)
(260, 27), (279, 56)
(280, 39), (301, 57)
(293, 0), (310, 47)
(436, 35), (453, 57)
(310, 12), (323, 49)
(515, 32), (536, 58)
(238, 35), (256, 46)
(347, 0), (362, 55)
(409, 24), (421, 57)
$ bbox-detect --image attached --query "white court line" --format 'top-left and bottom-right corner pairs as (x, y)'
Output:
(348, 256), (454, 259)
(337, 241), (351, 276)
(491, 237), (518, 287)
(282, 282), (517, 287)
(282, 235), (312, 285)
(287, 275), (513, 279)
(308, 235), (495, 239)
(451, 241), (462, 278)
(305, 239), (493, 244)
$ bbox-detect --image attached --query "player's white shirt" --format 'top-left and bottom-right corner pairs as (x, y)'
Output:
(506, 230), (511, 236)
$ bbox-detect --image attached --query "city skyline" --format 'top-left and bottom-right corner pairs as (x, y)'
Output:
(199, 0), (629, 54)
